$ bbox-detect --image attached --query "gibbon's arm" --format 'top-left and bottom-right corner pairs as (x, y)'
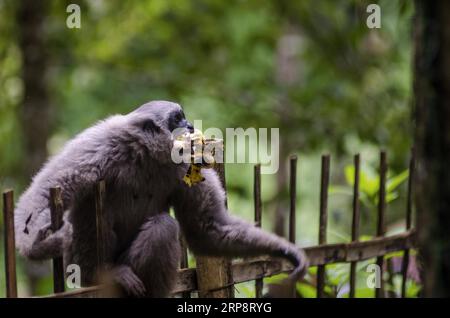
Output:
(172, 169), (308, 278)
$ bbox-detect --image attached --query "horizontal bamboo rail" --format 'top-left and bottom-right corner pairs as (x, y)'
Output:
(39, 230), (415, 298)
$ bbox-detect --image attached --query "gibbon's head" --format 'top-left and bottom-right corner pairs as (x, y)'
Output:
(127, 100), (194, 136)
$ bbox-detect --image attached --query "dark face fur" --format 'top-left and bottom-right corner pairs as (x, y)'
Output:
(167, 108), (194, 133)
(130, 101), (194, 135)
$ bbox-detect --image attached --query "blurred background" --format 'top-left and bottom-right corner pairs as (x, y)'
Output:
(0, 0), (416, 297)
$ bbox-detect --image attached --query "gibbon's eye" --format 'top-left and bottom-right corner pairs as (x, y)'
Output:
(169, 111), (183, 130)
(175, 113), (183, 123)
(142, 119), (160, 134)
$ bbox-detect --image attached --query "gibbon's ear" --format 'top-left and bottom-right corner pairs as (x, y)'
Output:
(141, 119), (161, 135)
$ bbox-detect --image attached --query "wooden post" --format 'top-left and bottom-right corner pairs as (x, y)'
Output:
(254, 164), (263, 298)
(289, 155), (297, 244)
(317, 154), (330, 298)
(179, 235), (191, 298)
(401, 152), (415, 297)
(349, 154), (361, 298)
(289, 156), (298, 298)
(376, 151), (387, 298)
(50, 187), (65, 293)
(196, 159), (234, 298)
(3, 190), (17, 298)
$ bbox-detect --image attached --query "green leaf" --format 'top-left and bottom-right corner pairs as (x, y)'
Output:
(308, 266), (318, 276)
(384, 250), (404, 259)
(386, 192), (399, 203)
(387, 169), (409, 193)
(359, 235), (374, 242)
(355, 287), (375, 298)
(235, 283), (255, 298)
(324, 285), (334, 296)
(359, 169), (379, 197)
(406, 279), (421, 297)
(344, 165), (355, 185)
(296, 282), (316, 298)
(263, 273), (288, 285)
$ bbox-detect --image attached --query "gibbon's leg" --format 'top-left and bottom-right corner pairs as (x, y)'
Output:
(118, 213), (181, 298)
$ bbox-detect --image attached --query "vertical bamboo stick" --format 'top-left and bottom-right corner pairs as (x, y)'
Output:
(401, 151), (415, 297)
(50, 187), (65, 293)
(254, 164), (263, 298)
(317, 154), (330, 298)
(289, 155), (297, 244)
(349, 154), (361, 298)
(179, 235), (191, 298)
(179, 237), (189, 270)
(376, 151), (387, 298)
(95, 181), (106, 273)
(289, 156), (298, 298)
(3, 190), (17, 298)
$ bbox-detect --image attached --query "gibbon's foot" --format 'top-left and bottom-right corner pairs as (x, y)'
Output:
(112, 265), (147, 297)
(287, 247), (309, 280)
(28, 222), (70, 260)
(36, 222), (54, 241)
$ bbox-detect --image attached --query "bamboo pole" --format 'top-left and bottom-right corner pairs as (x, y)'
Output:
(41, 230), (417, 298)
(254, 164), (263, 298)
(349, 154), (361, 298)
(317, 154), (330, 298)
(196, 158), (234, 298)
(3, 190), (17, 298)
(179, 235), (190, 298)
(50, 187), (65, 293)
(289, 156), (297, 244)
(401, 151), (415, 297)
(375, 151), (387, 298)
(289, 155), (298, 298)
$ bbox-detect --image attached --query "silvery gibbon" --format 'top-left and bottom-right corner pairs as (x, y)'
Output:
(14, 101), (308, 297)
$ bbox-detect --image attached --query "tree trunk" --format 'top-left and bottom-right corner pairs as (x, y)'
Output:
(16, 0), (51, 296)
(273, 26), (304, 237)
(17, 0), (51, 179)
(414, 0), (450, 297)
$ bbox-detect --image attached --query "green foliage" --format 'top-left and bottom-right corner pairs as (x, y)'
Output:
(296, 282), (316, 298)
(235, 282), (256, 298)
(331, 164), (409, 208)
(263, 273), (289, 285)
(290, 252), (421, 298)
(255, 252), (420, 298)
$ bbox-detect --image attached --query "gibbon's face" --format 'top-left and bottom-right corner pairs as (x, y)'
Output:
(129, 100), (194, 135)
(167, 107), (194, 134)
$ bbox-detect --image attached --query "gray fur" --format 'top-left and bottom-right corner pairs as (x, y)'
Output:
(15, 100), (308, 297)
